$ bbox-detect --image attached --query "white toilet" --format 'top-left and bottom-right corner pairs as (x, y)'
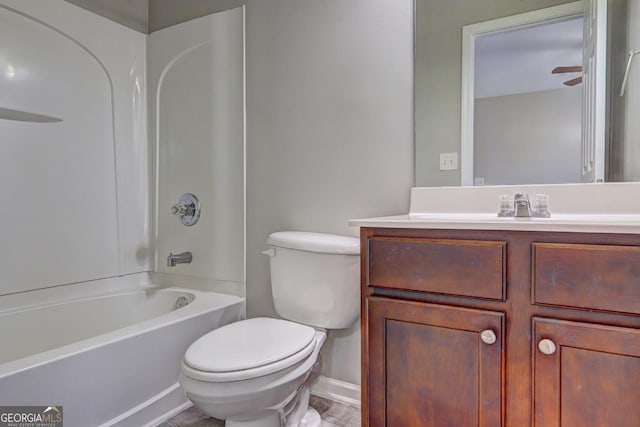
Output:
(179, 231), (360, 427)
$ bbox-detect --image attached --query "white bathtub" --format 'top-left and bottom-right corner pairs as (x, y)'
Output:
(0, 273), (245, 427)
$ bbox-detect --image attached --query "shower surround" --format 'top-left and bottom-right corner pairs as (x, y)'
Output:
(0, 1), (245, 426)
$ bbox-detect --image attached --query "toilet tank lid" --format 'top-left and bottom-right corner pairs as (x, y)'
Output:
(267, 231), (360, 255)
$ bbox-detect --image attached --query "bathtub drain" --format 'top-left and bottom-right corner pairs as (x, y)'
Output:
(174, 296), (189, 310)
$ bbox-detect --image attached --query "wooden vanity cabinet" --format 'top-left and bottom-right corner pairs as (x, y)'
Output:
(360, 227), (640, 427)
(533, 318), (640, 426)
(367, 297), (504, 427)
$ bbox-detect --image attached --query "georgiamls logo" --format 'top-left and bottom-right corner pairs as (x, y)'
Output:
(0, 405), (63, 426)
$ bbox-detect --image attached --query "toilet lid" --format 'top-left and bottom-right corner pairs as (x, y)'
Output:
(184, 317), (316, 373)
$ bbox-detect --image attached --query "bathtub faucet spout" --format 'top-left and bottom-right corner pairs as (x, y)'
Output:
(167, 251), (192, 267)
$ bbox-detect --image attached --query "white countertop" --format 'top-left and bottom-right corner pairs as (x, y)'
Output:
(349, 213), (640, 233)
(349, 183), (640, 234)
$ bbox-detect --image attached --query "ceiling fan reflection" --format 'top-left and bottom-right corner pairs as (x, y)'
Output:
(552, 65), (583, 86)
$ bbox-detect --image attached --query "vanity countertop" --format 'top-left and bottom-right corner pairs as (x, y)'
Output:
(349, 213), (640, 234)
(350, 182), (640, 234)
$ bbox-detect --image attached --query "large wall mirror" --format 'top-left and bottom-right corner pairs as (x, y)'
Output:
(415, 0), (640, 187)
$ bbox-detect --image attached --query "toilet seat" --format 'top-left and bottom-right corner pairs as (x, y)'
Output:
(183, 317), (317, 382)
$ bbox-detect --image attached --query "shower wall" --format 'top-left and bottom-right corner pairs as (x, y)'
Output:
(148, 7), (245, 293)
(0, 0), (149, 295)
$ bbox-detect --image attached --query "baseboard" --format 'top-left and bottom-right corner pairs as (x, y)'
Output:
(311, 375), (361, 408)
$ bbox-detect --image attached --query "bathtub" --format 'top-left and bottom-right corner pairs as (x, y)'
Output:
(0, 273), (245, 427)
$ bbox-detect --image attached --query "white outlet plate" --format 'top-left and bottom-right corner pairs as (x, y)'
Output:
(439, 152), (458, 171)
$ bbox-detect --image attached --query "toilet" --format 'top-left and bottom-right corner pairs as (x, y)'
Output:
(179, 231), (360, 427)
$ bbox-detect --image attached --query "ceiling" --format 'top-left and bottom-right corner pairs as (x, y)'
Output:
(475, 17), (584, 99)
(62, 2), (585, 98)
(64, 0), (149, 33)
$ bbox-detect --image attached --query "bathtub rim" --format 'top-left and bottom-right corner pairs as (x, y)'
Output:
(0, 276), (245, 379)
(0, 271), (244, 312)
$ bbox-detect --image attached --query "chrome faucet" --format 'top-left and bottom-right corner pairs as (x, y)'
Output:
(514, 193), (531, 217)
(167, 251), (192, 267)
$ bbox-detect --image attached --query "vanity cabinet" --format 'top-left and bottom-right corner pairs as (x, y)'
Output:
(367, 297), (504, 426)
(360, 227), (640, 427)
(533, 318), (640, 426)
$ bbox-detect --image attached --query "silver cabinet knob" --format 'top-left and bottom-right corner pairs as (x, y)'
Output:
(538, 339), (557, 355)
(480, 329), (497, 345)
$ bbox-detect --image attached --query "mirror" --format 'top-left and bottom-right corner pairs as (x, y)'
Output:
(415, 0), (640, 186)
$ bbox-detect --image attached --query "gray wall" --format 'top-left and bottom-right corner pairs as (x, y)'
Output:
(623, 0), (640, 181)
(608, 0), (640, 182)
(414, 0), (576, 186)
(150, 0), (414, 386)
(474, 87), (582, 185)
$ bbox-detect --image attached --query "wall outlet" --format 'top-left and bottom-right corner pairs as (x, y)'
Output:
(439, 152), (458, 171)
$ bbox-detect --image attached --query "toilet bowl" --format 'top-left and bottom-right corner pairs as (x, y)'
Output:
(180, 318), (326, 426)
(180, 232), (360, 426)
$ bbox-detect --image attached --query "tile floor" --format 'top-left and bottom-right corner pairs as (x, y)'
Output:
(159, 395), (361, 427)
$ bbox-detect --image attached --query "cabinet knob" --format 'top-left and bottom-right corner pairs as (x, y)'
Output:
(538, 339), (557, 355)
(480, 329), (497, 345)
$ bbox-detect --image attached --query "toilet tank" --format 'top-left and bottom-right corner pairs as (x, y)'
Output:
(266, 231), (360, 329)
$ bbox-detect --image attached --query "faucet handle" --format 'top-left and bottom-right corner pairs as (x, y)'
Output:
(171, 204), (187, 216)
(171, 203), (195, 216)
(532, 194), (551, 218)
(498, 194), (515, 217)
(171, 193), (201, 226)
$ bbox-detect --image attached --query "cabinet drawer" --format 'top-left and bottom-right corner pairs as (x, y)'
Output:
(533, 243), (640, 315)
(367, 237), (506, 300)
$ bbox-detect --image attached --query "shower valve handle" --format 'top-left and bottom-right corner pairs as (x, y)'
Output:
(171, 193), (201, 226)
(171, 203), (193, 216)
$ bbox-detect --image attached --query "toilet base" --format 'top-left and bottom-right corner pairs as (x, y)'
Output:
(298, 408), (321, 427)
(226, 413), (281, 427)
(224, 408), (320, 427)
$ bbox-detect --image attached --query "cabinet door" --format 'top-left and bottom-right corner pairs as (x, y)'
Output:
(533, 318), (640, 426)
(367, 297), (504, 427)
